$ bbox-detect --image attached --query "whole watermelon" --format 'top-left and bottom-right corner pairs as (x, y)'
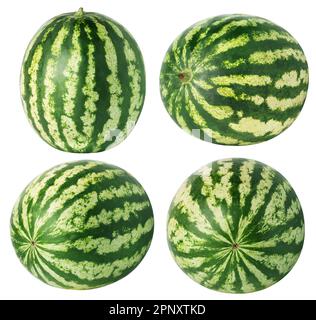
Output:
(11, 160), (154, 289)
(21, 8), (145, 153)
(167, 158), (304, 293)
(160, 15), (308, 145)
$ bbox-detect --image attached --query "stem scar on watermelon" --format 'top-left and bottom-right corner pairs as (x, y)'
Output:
(178, 69), (192, 83)
(75, 7), (84, 18)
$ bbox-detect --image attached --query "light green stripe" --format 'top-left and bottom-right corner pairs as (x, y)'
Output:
(239, 251), (274, 287)
(25, 163), (68, 207)
(168, 217), (230, 253)
(22, 16), (58, 66)
(34, 169), (124, 234)
(192, 19), (251, 67)
(39, 244), (149, 283)
(60, 24), (97, 152)
(237, 264), (256, 292)
(171, 35), (182, 68)
(93, 18), (123, 151)
(36, 249), (90, 289)
(275, 70), (308, 89)
(260, 182), (294, 231)
(222, 58), (246, 69)
(200, 253), (232, 288)
(122, 40), (143, 131)
(107, 20), (144, 149)
(252, 30), (298, 43)
(203, 128), (245, 145)
(172, 182), (214, 235)
(214, 33), (250, 55)
(191, 86), (234, 120)
(192, 17), (270, 69)
(185, 87), (208, 127)
(211, 74), (272, 86)
(73, 218), (153, 255)
(263, 252), (300, 274)
(32, 253), (65, 288)
(24, 46), (52, 145)
(196, 33), (250, 71)
(249, 48), (306, 65)
(40, 162), (98, 208)
(42, 26), (69, 150)
(171, 180), (231, 244)
(82, 32), (100, 138)
(86, 201), (151, 229)
(241, 249), (300, 275)
(266, 90), (307, 111)
(182, 23), (204, 66)
(49, 191), (98, 236)
(229, 116), (295, 138)
(217, 87), (265, 106)
(203, 160), (234, 207)
(193, 79), (214, 90)
(237, 165), (274, 241)
(11, 202), (30, 241)
(99, 181), (145, 201)
(238, 160), (255, 207)
(242, 226), (304, 249)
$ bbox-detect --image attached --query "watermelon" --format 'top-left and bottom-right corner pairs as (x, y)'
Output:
(21, 8), (145, 153)
(160, 14), (308, 145)
(167, 158), (304, 293)
(11, 160), (154, 289)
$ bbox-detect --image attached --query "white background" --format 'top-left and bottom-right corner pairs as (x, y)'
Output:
(0, 0), (314, 300)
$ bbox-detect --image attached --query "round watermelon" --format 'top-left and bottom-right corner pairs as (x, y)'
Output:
(21, 8), (145, 153)
(11, 160), (154, 289)
(167, 158), (304, 293)
(160, 14), (308, 145)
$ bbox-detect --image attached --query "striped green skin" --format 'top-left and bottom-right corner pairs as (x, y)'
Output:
(160, 15), (309, 145)
(167, 158), (304, 293)
(21, 9), (145, 153)
(11, 161), (154, 290)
